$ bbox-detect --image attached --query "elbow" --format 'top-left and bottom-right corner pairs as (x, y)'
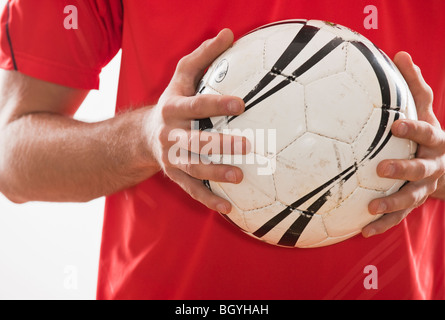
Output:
(0, 185), (28, 204)
(0, 175), (28, 204)
(0, 134), (28, 204)
(2, 192), (27, 204)
(0, 155), (28, 205)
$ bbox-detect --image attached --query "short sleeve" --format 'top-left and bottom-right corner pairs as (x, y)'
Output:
(0, 0), (123, 89)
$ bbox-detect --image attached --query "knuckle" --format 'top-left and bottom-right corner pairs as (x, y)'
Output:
(402, 192), (419, 207)
(187, 187), (201, 201)
(393, 160), (407, 176)
(159, 97), (177, 118)
(188, 97), (202, 116)
(415, 161), (428, 179)
(163, 166), (176, 179)
(390, 213), (404, 227)
(394, 212), (408, 226)
(176, 55), (191, 73)
(157, 126), (171, 145)
(183, 162), (195, 176)
(417, 195), (429, 207)
(160, 149), (172, 166)
(432, 162), (445, 180)
(422, 122), (435, 138)
(428, 125), (438, 140)
(422, 124), (439, 146)
(413, 192), (424, 205)
(423, 84), (434, 104)
(216, 95), (228, 112)
(417, 86), (434, 106)
(198, 39), (212, 51)
(160, 105), (172, 120)
(427, 181), (438, 195)
(414, 64), (422, 74)
(196, 38), (213, 56)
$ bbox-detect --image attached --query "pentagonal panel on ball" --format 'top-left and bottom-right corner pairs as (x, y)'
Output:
(345, 43), (383, 109)
(243, 201), (287, 235)
(229, 75), (306, 155)
(305, 72), (374, 144)
(274, 132), (356, 212)
(216, 157), (276, 212)
(323, 187), (385, 238)
(295, 213), (328, 248)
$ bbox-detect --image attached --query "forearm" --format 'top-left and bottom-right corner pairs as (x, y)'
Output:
(0, 107), (159, 203)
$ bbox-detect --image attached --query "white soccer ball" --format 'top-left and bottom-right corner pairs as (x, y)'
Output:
(197, 20), (417, 248)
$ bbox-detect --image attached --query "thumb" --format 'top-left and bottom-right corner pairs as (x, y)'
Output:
(171, 29), (234, 96)
(393, 51), (437, 126)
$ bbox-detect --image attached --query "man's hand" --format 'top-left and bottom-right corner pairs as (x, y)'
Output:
(0, 29), (248, 207)
(145, 29), (249, 214)
(362, 52), (445, 238)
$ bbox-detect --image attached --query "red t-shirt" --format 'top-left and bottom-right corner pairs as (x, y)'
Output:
(1, 0), (444, 300)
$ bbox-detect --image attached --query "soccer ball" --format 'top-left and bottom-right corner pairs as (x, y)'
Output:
(196, 20), (417, 248)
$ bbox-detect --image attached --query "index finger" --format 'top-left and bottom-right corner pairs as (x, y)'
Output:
(392, 119), (445, 148)
(393, 52), (433, 107)
(162, 94), (245, 121)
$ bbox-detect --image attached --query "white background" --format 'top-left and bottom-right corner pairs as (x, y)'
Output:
(0, 0), (122, 299)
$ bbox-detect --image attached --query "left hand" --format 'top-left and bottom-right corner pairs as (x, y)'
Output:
(362, 51), (445, 238)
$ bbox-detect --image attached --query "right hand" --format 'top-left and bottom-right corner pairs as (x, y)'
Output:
(145, 29), (249, 214)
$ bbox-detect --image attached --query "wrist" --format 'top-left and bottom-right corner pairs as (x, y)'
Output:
(134, 106), (161, 171)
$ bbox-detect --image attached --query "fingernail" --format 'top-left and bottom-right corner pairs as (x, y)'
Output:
(233, 138), (245, 155)
(365, 228), (376, 238)
(397, 122), (408, 136)
(227, 100), (242, 114)
(383, 163), (395, 177)
(377, 202), (387, 214)
(216, 203), (229, 214)
(225, 170), (237, 183)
